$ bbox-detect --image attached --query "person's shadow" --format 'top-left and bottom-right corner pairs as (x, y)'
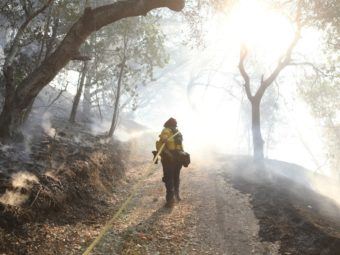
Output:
(110, 205), (175, 253)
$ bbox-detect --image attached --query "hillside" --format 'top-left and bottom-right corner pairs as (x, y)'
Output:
(0, 119), (145, 254)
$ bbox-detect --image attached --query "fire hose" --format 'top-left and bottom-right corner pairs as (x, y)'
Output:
(82, 131), (179, 255)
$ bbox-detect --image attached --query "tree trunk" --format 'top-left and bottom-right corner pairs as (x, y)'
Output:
(0, 67), (25, 140)
(69, 62), (88, 123)
(0, 97), (24, 141)
(108, 60), (125, 137)
(21, 100), (34, 124)
(94, 85), (103, 122)
(251, 98), (264, 161)
(0, 0), (184, 140)
(82, 74), (92, 122)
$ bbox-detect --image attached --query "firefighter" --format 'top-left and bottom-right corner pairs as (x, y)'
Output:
(158, 117), (184, 208)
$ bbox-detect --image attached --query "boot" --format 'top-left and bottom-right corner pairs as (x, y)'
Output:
(164, 198), (175, 208)
(175, 191), (181, 201)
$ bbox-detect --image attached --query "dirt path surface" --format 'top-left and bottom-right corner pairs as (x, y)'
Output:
(89, 161), (279, 255)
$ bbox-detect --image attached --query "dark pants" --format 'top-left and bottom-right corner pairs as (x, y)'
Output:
(161, 153), (182, 203)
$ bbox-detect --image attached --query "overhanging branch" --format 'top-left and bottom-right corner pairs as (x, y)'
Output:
(14, 0), (185, 107)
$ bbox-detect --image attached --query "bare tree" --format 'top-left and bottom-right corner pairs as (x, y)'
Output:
(238, 2), (302, 160)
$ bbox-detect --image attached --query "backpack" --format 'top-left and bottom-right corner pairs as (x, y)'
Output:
(178, 151), (191, 167)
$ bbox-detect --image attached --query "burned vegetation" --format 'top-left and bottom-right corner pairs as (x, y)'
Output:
(0, 119), (130, 254)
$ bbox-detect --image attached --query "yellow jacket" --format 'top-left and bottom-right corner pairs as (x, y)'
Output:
(158, 128), (183, 151)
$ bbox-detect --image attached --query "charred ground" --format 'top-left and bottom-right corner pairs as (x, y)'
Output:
(227, 158), (340, 255)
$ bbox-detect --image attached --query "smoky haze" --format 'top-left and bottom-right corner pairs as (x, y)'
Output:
(108, 11), (339, 210)
(15, 3), (336, 211)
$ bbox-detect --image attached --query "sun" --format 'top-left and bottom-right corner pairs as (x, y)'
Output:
(233, 0), (294, 49)
(207, 0), (295, 62)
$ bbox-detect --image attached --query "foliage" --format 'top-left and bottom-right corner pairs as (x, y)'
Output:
(298, 61), (340, 175)
(0, 0), (84, 88)
(79, 14), (169, 120)
(302, 0), (340, 49)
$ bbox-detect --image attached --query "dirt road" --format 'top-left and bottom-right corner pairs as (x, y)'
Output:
(89, 160), (280, 255)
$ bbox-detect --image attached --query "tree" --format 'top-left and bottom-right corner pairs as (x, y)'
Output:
(69, 60), (89, 123)
(240, 82), (280, 157)
(23, 0), (87, 122)
(0, 0), (55, 127)
(238, 3), (302, 160)
(292, 0), (339, 175)
(107, 16), (168, 136)
(0, 0), (185, 141)
(0, 0), (86, 131)
(65, 12), (168, 128)
(297, 58), (340, 177)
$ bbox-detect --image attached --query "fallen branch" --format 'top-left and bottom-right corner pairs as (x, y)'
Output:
(30, 186), (43, 207)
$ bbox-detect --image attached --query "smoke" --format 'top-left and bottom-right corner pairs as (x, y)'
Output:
(0, 140), (31, 164)
(73, 135), (81, 143)
(263, 160), (340, 209)
(90, 119), (112, 136)
(11, 172), (38, 189)
(229, 158), (340, 212)
(0, 143), (12, 153)
(0, 171), (39, 206)
(41, 112), (56, 137)
(0, 191), (29, 206)
(311, 174), (340, 207)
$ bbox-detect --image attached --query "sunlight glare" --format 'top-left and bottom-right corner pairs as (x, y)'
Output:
(225, 0), (294, 59)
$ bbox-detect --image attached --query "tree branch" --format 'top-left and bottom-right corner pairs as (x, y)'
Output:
(14, 0), (185, 108)
(36, 1), (54, 67)
(238, 45), (253, 101)
(71, 53), (91, 61)
(44, 83), (69, 111)
(288, 62), (332, 77)
(4, 0), (54, 69)
(255, 0), (302, 99)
